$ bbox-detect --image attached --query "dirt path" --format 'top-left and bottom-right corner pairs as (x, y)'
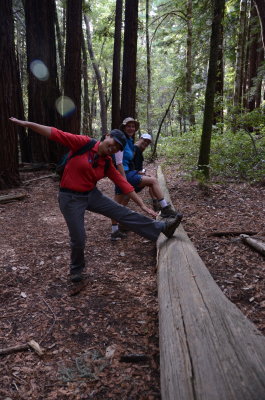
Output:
(0, 162), (264, 399)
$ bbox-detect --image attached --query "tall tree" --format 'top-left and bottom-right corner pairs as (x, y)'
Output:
(120, 0), (139, 120)
(254, 0), (265, 49)
(84, 14), (107, 136)
(0, 0), (22, 188)
(146, 0), (152, 135)
(198, 0), (225, 179)
(13, 3), (30, 162)
(111, 0), (123, 129)
(233, 0), (248, 109)
(63, 0), (82, 134)
(54, 3), (64, 92)
(186, 0), (195, 126)
(24, 0), (62, 162)
(247, 3), (263, 110)
(213, 22), (224, 127)
(81, 30), (92, 134)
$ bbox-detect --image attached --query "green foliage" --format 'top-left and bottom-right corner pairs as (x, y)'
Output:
(155, 125), (265, 182)
(226, 107), (265, 132)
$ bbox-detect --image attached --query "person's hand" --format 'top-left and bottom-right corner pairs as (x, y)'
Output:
(141, 204), (157, 218)
(9, 117), (28, 127)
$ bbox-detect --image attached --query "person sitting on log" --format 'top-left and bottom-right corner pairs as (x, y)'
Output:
(10, 117), (182, 283)
(110, 117), (183, 241)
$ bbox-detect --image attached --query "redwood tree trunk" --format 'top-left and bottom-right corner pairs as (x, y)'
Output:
(120, 0), (139, 120)
(24, 0), (62, 163)
(254, 0), (265, 49)
(247, 4), (261, 111)
(198, 0), (225, 179)
(63, 0), (82, 135)
(186, 0), (195, 126)
(213, 22), (224, 127)
(0, 0), (21, 188)
(84, 14), (107, 136)
(111, 0), (123, 129)
(81, 31), (92, 134)
(233, 0), (248, 109)
(146, 0), (152, 135)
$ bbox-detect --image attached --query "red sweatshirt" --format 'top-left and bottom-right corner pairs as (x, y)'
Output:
(51, 128), (134, 194)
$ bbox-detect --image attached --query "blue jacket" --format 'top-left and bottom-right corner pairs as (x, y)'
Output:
(122, 137), (135, 171)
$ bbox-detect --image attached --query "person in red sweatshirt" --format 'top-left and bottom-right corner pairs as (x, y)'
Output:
(10, 117), (182, 282)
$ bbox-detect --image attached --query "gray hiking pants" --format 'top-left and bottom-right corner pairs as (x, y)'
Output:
(58, 187), (165, 274)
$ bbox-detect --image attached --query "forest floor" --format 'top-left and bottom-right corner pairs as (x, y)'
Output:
(0, 159), (265, 400)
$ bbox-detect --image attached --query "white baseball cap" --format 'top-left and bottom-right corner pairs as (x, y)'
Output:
(140, 133), (152, 141)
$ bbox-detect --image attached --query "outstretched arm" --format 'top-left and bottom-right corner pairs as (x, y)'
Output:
(9, 117), (52, 139)
(128, 191), (157, 218)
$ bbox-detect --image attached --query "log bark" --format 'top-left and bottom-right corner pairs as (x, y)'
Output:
(156, 166), (265, 400)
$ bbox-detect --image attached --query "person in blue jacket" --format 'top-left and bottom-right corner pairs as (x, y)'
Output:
(110, 117), (183, 241)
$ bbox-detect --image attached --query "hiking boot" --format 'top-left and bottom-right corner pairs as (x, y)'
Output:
(160, 204), (180, 218)
(70, 271), (87, 283)
(119, 224), (130, 233)
(162, 213), (183, 238)
(111, 230), (127, 241)
(152, 199), (161, 212)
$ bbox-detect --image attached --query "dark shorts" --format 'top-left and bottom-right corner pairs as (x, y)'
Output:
(115, 170), (143, 194)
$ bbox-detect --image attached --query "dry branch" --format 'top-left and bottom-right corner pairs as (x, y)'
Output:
(208, 230), (258, 237)
(240, 234), (265, 256)
(23, 174), (55, 185)
(0, 340), (44, 357)
(0, 193), (27, 204)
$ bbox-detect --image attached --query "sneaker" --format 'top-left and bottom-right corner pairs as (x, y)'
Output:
(160, 204), (179, 218)
(70, 271), (87, 283)
(111, 230), (127, 241)
(162, 213), (183, 238)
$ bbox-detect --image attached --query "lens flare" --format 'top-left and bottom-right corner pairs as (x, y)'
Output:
(30, 60), (49, 81)
(55, 96), (76, 117)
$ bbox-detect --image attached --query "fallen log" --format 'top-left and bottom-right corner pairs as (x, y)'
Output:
(156, 166), (265, 400)
(0, 193), (27, 204)
(240, 234), (265, 257)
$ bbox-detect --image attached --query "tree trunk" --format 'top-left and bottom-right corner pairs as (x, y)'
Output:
(213, 22), (224, 128)
(151, 87), (178, 159)
(111, 0), (123, 129)
(14, 7), (30, 163)
(198, 0), (225, 179)
(84, 14), (108, 136)
(146, 0), (153, 136)
(254, 0), (265, 49)
(233, 0), (248, 109)
(63, 0), (82, 135)
(247, 3), (264, 111)
(24, 0), (62, 163)
(247, 4), (260, 111)
(0, 0), (21, 189)
(81, 31), (92, 134)
(186, 0), (195, 126)
(120, 0), (139, 120)
(55, 2), (64, 92)
(255, 45), (264, 107)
